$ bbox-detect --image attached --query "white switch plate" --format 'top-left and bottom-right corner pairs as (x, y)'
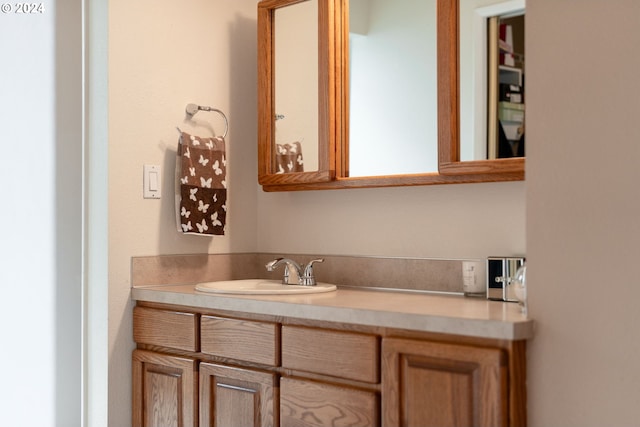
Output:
(143, 164), (161, 199)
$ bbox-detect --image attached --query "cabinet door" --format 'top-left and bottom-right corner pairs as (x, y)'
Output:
(382, 338), (507, 427)
(280, 377), (379, 427)
(132, 349), (197, 427)
(199, 362), (277, 427)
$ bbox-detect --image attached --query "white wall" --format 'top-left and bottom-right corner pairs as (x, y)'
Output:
(0, 9), (56, 426)
(526, 1), (640, 425)
(86, 0), (109, 424)
(108, 0), (258, 424)
(0, 0), (83, 425)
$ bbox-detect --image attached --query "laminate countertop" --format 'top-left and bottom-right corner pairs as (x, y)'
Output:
(131, 284), (533, 341)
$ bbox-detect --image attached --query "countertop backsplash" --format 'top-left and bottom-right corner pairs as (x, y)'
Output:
(131, 253), (479, 295)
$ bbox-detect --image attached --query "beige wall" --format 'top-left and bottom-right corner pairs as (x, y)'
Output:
(257, 182), (525, 258)
(526, 1), (640, 425)
(107, 0), (640, 425)
(108, 0), (258, 424)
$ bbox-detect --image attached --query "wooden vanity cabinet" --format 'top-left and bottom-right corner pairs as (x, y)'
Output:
(132, 303), (526, 427)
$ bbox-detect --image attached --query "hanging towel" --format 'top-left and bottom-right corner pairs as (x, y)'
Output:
(175, 132), (227, 236)
(275, 141), (304, 173)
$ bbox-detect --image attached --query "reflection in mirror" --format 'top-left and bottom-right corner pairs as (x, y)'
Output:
(274, 0), (319, 173)
(488, 12), (525, 159)
(459, 0), (525, 161)
(348, 0), (437, 177)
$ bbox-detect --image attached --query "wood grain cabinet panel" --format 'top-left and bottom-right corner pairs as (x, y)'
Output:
(199, 363), (277, 427)
(201, 315), (279, 366)
(133, 306), (198, 352)
(382, 338), (508, 427)
(280, 377), (379, 427)
(282, 325), (379, 383)
(132, 349), (197, 427)
(133, 303), (526, 427)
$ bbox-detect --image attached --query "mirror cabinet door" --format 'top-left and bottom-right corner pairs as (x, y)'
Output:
(347, 0), (438, 178)
(258, 0), (341, 188)
(438, 0), (524, 179)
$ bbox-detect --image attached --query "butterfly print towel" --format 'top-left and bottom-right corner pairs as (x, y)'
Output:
(275, 141), (304, 173)
(176, 132), (226, 235)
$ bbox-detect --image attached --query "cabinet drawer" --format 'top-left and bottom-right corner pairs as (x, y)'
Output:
(282, 326), (379, 383)
(280, 377), (379, 427)
(201, 316), (279, 366)
(133, 306), (197, 352)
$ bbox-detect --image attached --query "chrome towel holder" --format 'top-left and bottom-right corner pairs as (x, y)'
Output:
(185, 103), (229, 139)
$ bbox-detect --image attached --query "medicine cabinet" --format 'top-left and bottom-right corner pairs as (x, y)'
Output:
(258, 0), (525, 191)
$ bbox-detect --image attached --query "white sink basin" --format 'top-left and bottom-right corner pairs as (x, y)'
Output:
(195, 279), (337, 295)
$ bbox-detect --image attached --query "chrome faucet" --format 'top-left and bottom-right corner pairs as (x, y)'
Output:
(265, 257), (324, 286)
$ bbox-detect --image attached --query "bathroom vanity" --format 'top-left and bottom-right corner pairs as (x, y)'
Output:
(131, 284), (532, 427)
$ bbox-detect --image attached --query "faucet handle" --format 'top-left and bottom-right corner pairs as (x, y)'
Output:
(301, 258), (324, 286)
(305, 258), (324, 269)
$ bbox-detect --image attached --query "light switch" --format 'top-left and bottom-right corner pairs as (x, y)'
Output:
(143, 164), (161, 199)
(149, 171), (158, 191)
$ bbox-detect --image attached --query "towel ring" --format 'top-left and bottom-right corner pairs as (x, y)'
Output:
(185, 103), (229, 139)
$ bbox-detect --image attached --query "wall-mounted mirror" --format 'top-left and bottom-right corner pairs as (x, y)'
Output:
(258, 0), (525, 191)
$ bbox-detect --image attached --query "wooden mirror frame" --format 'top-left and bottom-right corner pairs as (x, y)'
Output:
(258, 0), (524, 192)
(257, 0), (341, 187)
